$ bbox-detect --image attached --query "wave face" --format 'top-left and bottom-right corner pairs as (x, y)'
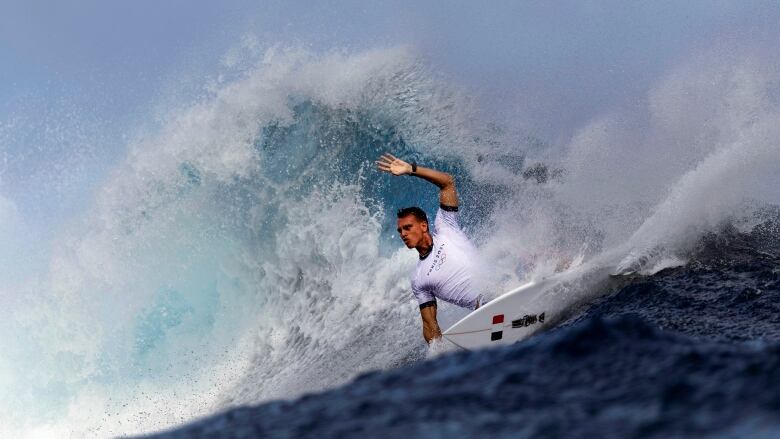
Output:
(2, 44), (780, 437)
(151, 222), (780, 438)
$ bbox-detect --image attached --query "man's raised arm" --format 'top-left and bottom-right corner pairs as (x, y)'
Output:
(376, 153), (458, 207)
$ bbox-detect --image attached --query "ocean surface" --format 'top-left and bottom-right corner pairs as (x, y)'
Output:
(1, 47), (779, 437)
(145, 221), (780, 438)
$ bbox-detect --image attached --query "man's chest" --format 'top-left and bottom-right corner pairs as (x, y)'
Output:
(415, 241), (457, 287)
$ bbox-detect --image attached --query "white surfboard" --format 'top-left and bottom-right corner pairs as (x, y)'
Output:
(442, 278), (554, 350)
(442, 265), (615, 350)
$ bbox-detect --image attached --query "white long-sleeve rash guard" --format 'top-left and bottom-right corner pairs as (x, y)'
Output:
(411, 206), (484, 310)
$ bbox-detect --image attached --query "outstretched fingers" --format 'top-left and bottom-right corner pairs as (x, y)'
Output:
(375, 153), (397, 173)
(377, 154), (395, 164)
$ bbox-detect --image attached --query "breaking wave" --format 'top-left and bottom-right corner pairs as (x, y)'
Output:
(1, 42), (779, 437)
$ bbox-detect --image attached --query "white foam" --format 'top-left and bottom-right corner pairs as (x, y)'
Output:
(479, 43), (780, 285)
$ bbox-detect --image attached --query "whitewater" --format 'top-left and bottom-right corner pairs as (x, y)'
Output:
(1, 42), (779, 437)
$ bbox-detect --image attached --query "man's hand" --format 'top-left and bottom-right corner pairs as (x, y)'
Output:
(376, 153), (412, 176)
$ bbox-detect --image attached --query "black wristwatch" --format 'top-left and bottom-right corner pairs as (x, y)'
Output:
(411, 161), (417, 174)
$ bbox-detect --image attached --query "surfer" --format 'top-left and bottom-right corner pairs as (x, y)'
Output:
(376, 153), (484, 343)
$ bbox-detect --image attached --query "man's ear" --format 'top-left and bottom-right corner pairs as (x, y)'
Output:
(421, 220), (428, 232)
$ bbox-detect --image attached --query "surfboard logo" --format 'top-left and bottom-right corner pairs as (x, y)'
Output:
(489, 312), (546, 341)
(511, 312), (545, 328)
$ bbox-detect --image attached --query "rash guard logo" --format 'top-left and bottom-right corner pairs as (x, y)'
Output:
(426, 244), (447, 276)
(435, 252), (447, 271)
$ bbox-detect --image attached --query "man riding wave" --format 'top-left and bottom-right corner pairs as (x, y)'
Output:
(376, 153), (484, 343)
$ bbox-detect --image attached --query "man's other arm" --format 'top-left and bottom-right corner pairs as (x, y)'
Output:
(420, 303), (442, 343)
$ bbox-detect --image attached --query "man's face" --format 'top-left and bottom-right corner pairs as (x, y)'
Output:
(397, 214), (428, 249)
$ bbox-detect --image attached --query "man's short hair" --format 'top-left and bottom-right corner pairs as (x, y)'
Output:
(397, 206), (428, 224)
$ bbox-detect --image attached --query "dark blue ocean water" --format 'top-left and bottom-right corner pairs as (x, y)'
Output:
(145, 220), (780, 438)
